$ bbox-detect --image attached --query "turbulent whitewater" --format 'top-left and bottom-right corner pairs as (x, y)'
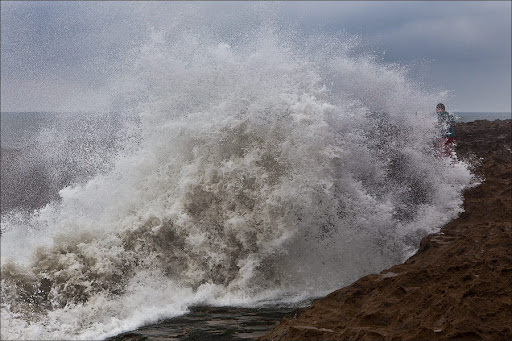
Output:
(1, 22), (474, 340)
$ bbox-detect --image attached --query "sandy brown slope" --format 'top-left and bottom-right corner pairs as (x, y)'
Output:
(262, 120), (511, 341)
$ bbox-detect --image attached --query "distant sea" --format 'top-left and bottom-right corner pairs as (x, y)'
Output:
(454, 112), (511, 123)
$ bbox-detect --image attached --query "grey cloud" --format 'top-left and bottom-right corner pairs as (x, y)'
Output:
(1, 1), (510, 112)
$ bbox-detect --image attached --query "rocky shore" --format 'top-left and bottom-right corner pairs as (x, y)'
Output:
(262, 119), (512, 341)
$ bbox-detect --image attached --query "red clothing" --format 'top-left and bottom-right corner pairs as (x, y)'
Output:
(437, 137), (455, 157)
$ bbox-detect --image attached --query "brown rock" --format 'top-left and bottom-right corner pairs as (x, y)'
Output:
(262, 120), (512, 341)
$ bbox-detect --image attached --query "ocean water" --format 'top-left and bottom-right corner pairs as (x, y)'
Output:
(454, 112), (511, 122)
(107, 306), (299, 340)
(0, 19), (477, 341)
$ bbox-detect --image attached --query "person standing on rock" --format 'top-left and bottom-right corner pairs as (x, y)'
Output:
(436, 103), (456, 158)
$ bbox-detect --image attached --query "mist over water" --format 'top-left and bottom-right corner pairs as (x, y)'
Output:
(1, 13), (475, 340)
(1, 112), (136, 215)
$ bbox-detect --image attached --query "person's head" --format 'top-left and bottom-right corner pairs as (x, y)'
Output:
(436, 103), (445, 113)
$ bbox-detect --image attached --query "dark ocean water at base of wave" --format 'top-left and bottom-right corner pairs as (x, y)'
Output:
(107, 306), (296, 341)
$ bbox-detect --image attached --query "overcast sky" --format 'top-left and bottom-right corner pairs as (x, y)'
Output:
(1, 1), (510, 113)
